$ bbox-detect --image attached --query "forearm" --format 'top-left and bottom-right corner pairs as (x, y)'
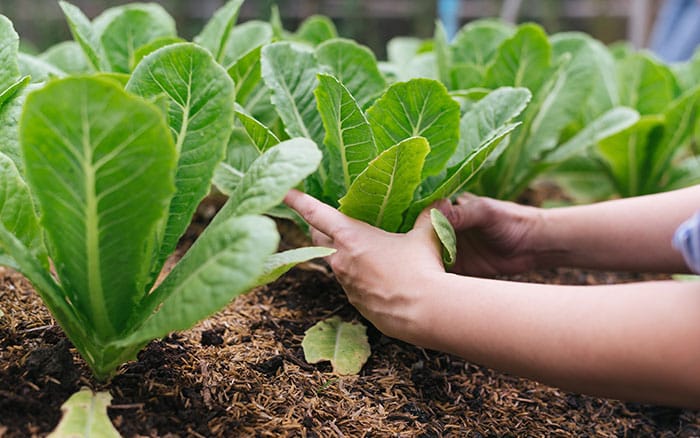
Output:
(412, 273), (700, 408)
(534, 185), (700, 272)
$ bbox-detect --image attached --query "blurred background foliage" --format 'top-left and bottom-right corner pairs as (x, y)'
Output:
(0, 0), (661, 58)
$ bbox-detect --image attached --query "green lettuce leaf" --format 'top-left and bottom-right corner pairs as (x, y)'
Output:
(215, 138), (322, 220)
(315, 73), (377, 202)
(261, 42), (324, 145)
(0, 153), (46, 267)
(120, 215), (279, 347)
(21, 76), (177, 338)
(339, 137), (429, 232)
(302, 316), (370, 375)
(98, 4), (176, 73)
(315, 39), (386, 108)
(0, 15), (20, 94)
(194, 0), (245, 63)
(127, 43), (235, 282)
(365, 79), (460, 177)
(295, 15), (338, 46)
(47, 388), (120, 438)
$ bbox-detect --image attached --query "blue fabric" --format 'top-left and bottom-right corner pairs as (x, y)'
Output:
(673, 211), (700, 274)
(649, 0), (700, 62)
(438, 0), (459, 40)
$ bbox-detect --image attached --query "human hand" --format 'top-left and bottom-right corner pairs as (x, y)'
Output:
(284, 189), (445, 344)
(439, 193), (544, 277)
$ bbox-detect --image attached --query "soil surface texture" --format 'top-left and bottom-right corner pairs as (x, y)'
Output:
(1, 192), (700, 437)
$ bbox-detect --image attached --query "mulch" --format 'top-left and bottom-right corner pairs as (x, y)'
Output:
(1, 190), (700, 437)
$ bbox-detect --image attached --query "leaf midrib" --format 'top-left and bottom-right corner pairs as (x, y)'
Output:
(375, 149), (398, 228)
(81, 96), (113, 338)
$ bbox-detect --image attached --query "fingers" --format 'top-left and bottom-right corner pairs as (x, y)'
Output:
(455, 192), (479, 205)
(284, 189), (354, 238)
(411, 201), (447, 244)
(310, 227), (333, 248)
(446, 193), (491, 230)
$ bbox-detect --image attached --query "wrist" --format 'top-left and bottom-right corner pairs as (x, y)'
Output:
(530, 207), (573, 269)
(406, 270), (460, 349)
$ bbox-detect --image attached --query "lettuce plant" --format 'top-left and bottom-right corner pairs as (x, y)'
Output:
(381, 20), (640, 201)
(0, 35), (326, 379)
(254, 41), (532, 239)
(553, 51), (700, 200)
(0, 14), (34, 271)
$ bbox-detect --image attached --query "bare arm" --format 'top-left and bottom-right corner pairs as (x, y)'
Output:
(446, 185), (700, 275)
(285, 189), (700, 409)
(420, 274), (700, 409)
(534, 185), (700, 272)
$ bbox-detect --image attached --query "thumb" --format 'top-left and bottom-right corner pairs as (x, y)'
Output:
(411, 200), (450, 239)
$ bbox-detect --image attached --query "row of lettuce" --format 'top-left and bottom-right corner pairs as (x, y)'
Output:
(0, 0), (699, 381)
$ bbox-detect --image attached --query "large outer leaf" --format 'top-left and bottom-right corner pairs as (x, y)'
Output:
(365, 79), (460, 177)
(47, 388), (119, 438)
(194, 0), (244, 63)
(98, 4), (177, 73)
(315, 73), (377, 202)
(0, 15), (20, 94)
(120, 215), (278, 347)
(315, 39), (386, 108)
(261, 42), (324, 145)
(339, 137), (429, 232)
(549, 156), (615, 203)
(21, 76), (177, 338)
(127, 43), (235, 279)
(215, 138), (322, 221)
(0, 153), (46, 266)
(130, 37), (185, 71)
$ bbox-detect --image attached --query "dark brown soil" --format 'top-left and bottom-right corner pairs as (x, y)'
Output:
(1, 192), (700, 437)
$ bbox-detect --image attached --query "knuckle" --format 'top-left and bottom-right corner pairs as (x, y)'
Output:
(329, 255), (349, 277)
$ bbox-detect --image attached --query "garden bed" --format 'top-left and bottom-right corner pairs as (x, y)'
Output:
(1, 197), (699, 437)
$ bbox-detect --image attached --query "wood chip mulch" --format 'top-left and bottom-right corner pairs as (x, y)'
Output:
(2, 190), (700, 437)
(2, 260), (700, 437)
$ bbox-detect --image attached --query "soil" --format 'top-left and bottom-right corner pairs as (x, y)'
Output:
(2, 191), (700, 437)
